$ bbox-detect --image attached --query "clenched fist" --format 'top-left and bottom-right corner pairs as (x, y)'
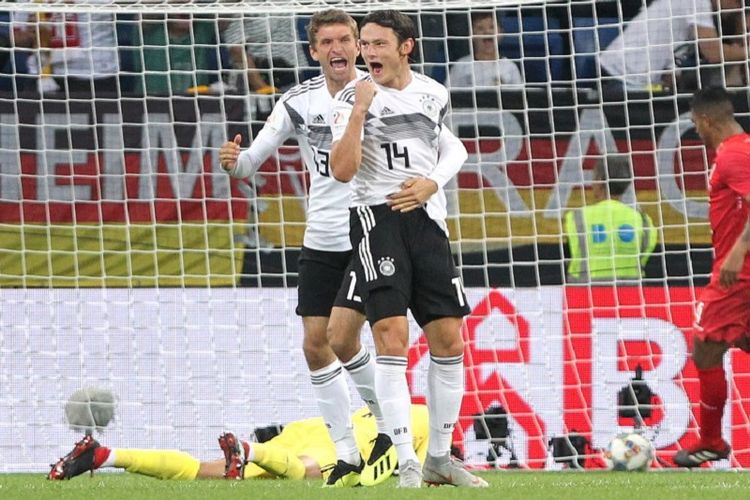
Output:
(353, 80), (378, 114)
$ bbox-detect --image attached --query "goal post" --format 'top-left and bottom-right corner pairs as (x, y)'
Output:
(1, 0), (748, 472)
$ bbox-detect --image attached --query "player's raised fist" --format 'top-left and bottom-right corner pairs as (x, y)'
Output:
(353, 80), (377, 113)
(220, 134), (242, 171)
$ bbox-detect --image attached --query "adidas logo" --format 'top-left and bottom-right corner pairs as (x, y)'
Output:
(312, 114), (325, 124)
(370, 455), (392, 481)
(380, 106), (393, 116)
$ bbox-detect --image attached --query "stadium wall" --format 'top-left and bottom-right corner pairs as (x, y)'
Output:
(2, 286), (748, 471)
(0, 89), (740, 286)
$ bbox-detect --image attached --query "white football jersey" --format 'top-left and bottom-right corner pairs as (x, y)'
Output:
(599, 0), (713, 87)
(234, 70), (366, 252)
(331, 72), (453, 232)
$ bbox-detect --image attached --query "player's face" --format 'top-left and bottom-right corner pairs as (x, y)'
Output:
(359, 23), (413, 87)
(309, 23), (359, 86)
(691, 111), (711, 146)
(472, 16), (501, 50)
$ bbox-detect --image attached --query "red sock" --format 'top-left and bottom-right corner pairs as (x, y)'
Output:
(93, 447), (111, 469)
(698, 366), (727, 447)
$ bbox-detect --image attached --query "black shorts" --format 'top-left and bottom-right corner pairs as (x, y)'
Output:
(296, 246), (365, 317)
(349, 204), (470, 327)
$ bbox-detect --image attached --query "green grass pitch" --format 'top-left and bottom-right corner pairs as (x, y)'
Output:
(2, 471), (750, 500)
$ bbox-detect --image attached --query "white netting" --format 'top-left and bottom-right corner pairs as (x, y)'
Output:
(1, 0), (749, 472)
(0, 0), (556, 14)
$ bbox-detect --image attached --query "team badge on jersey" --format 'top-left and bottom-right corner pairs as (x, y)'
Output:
(420, 95), (440, 120)
(378, 257), (396, 277)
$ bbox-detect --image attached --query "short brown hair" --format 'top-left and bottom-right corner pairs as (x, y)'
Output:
(471, 11), (494, 27)
(691, 86), (735, 122)
(594, 155), (632, 197)
(360, 10), (416, 46)
(306, 9), (358, 48)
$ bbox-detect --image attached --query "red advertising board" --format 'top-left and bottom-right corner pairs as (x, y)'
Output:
(408, 287), (750, 468)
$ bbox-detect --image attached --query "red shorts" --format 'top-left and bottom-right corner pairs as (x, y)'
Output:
(695, 280), (750, 345)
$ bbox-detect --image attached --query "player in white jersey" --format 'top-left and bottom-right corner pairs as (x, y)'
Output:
(329, 10), (487, 489)
(218, 10), (395, 488)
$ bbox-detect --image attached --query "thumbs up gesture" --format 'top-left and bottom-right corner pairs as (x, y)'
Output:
(220, 134), (243, 172)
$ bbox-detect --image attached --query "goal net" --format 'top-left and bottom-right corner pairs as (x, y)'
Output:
(1, 0), (748, 472)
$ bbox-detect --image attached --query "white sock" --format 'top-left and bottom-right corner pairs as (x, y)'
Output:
(310, 360), (359, 465)
(101, 448), (116, 468)
(244, 441), (256, 462)
(427, 354), (464, 457)
(375, 356), (418, 465)
(343, 346), (387, 434)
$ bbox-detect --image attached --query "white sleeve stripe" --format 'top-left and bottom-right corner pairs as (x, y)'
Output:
(359, 206), (376, 231)
(359, 237), (377, 282)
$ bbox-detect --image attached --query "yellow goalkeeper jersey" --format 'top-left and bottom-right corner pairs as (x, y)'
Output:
(260, 404), (429, 475)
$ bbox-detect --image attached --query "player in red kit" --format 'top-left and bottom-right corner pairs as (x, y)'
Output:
(674, 87), (750, 468)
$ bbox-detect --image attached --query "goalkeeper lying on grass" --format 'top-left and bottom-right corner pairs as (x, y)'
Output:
(48, 405), (428, 485)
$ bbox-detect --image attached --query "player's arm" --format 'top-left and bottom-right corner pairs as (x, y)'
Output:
(717, 149), (750, 287)
(330, 80), (377, 183)
(429, 125), (468, 188)
(219, 99), (294, 178)
(719, 194), (750, 288)
(387, 125), (467, 212)
(696, 26), (748, 63)
(691, 2), (747, 65)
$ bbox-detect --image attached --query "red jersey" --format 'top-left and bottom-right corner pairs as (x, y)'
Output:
(708, 132), (750, 282)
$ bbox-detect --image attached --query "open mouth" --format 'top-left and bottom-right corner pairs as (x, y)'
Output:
(369, 62), (383, 76)
(330, 57), (348, 70)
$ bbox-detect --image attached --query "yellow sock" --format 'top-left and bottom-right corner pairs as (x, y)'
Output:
(245, 442), (306, 480)
(113, 449), (201, 480)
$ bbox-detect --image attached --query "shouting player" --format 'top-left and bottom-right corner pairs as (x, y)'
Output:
(48, 405), (428, 483)
(218, 9), (394, 486)
(330, 10), (487, 488)
(674, 87), (750, 467)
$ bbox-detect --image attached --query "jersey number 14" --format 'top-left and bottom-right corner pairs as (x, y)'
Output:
(380, 142), (410, 170)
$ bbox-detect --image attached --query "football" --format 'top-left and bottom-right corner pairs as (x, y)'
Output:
(604, 433), (654, 471)
(65, 387), (117, 433)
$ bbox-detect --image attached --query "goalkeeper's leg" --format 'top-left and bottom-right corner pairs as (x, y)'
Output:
(48, 437), (204, 480)
(49, 441), (310, 481)
(111, 449), (202, 479)
(245, 442), (309, 480)
(108, 445), (311, 480)
(219, 432), (309, 480)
